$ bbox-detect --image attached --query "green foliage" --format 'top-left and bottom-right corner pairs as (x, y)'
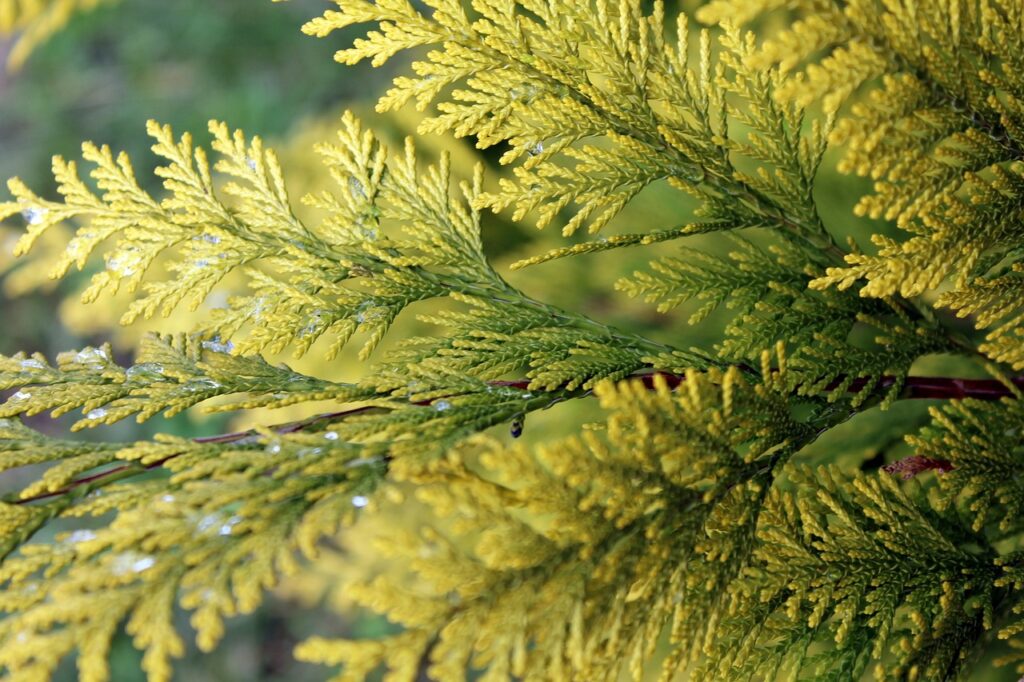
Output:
(708, 466), (999, 681)
(297, 370), (813, 681)
(3, 0), (1024, 681)
(0, 0), (113, 69)
(700, 0), (1024, 371)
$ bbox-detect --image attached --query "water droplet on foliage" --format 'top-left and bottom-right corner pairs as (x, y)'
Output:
(105, 251), (141, 277)
(75, 347), (108, 366)
(65, 530), (97, 544)
(218, 516), (241, 536)
(202, 338), (234, 354)
(86, 408), (107, 420)
(126, 363), (165, 380)
(345, 456), (382, 469)
(197, 514), (220, 533)
(112, 552), (155, 575)
(433, 400), (451, 411)
(9, 390), (30, 402)
(21, 206), (46, 225)
(529, 142), (544, 156)
(349, 176), (367, 199)
(245, 156), (258, 171)
(324, 431), (339, 441)
(19, 359), (45, 370)
(352, 495), (369, 508)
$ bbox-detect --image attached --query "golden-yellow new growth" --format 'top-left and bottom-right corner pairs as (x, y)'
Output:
(3, 0), (1024, 680)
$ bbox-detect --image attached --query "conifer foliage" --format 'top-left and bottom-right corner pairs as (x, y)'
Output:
(0, 0), (112, 69)
(2, 0), (1024, 680)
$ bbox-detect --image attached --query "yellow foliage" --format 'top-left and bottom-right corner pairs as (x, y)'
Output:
(3, 1), (1024, 680)
(0, 0), (113, 69)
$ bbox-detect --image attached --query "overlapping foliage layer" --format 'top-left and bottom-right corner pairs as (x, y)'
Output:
(1, 0), (1024, 680)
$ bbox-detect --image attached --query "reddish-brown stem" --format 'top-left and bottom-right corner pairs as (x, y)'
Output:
(882, 455), (955, 480)
(13, 404), (383, 505)
(14, 371), (1020, 505)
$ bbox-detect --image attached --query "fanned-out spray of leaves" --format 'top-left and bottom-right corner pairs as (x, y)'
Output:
(3, 0), (1024, 680)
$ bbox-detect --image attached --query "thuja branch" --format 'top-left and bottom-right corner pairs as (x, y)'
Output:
(6, 404), (385, 506)
(11, 369), (1022, 507)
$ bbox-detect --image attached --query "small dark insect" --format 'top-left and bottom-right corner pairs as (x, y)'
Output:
(510, 416), (524, 438)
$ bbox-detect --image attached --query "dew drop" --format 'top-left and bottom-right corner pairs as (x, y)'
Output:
(218, 515), (241, 536)
(202, 338), (234, 354)
(352, 495), (369, 508)
(245, 156), (258, 171)
(21, 206), (47, 225)
(112, 552), (156, 576)
(161, 494), (175, 503)
(9, 390), (30, 402)
(75, 347), (108, 365)
(348, 176), (367, 199)
(105, 251), (141, 277)
(19, 359), (45, 370)
(345, 456), (383, 469)
(529, 142), (544, 156)
(324, 431), (339, 441)
(126, 363), (165, 380)
(86, 408), (107, 420)
(433, 400), (451, 411)
(197, 514), (220, 533)
(65, 529), (97, 544)
(266, 443), (282, 454)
